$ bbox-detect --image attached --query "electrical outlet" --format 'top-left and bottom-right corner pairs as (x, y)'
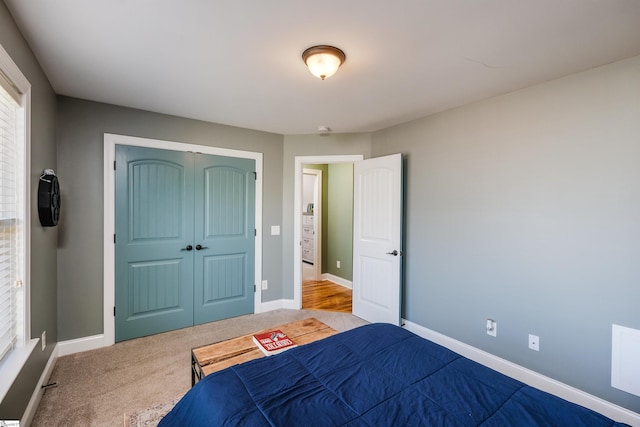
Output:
(336, 260), (341, 268)
(41, 330), (46, 351)
(261, 280), (268, 290)
(529, 334), (539, 351)
(486, 319), (497, 337)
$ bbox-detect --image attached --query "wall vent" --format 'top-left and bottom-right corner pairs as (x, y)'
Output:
(612, 324), (640, 397)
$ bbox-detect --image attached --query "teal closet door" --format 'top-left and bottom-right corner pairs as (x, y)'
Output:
(115, 145), (195, 342)
(115, 145), (256, 341)
(193, 154), (255, 324)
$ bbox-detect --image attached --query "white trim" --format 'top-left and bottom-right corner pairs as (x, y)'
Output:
(20, 343), (58, 427)
(258, 300), (285, 312)
(293, 155), (363, 309)
(103, 133), (263, 347)
(259, 299), (298, 312)
(0, 42), (32, 403)
(23, 78), (32, 355)
(321, 273), (352, 289)
(0, 339), (37, 403)
(402, 319), (640, 426)
(57, 334), (106, 357)
(281, 299), (299, 310)
(0, 44), (31, 92)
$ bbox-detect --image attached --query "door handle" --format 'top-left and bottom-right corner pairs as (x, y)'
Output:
(195, 244), (209, 251)
(181, 245), (193, 251)
(386, 250), (399, 256)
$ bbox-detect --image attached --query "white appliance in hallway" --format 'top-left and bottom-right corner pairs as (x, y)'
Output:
(302, 168), (322, 281)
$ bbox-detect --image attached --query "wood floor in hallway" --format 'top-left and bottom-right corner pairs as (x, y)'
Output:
(302, 280), (352, 313)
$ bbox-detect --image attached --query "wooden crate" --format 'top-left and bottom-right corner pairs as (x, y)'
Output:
(191, 318), (338, 384)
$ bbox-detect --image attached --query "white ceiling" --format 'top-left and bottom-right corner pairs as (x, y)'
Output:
(5, 1), (640, 135)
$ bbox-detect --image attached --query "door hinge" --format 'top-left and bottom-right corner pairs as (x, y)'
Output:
(254, 229), (257, 236)
(254, 285), (256, 292)
(114, 234), (116, 244)
(253, 172), (257, 180)
(113, 306), (116, 317)
(113, 160), (116, 170)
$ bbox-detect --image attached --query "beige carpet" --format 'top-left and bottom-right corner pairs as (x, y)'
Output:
(31, 309), (368, 427)
(123, 396), (181, 427)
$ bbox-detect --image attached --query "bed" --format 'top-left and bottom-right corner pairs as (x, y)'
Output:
(159, 323), (629, 426)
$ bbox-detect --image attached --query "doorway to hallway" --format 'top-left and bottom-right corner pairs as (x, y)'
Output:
(294, 155), (362, 313)
(293, 153), (403, 325)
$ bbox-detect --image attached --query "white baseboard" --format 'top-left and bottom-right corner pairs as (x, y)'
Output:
(259, 299), (299, 312)
(402, 319), (640, 426)
(21, 343), (58, 427)
(57, 302), (302, 355)
(321, 273), (352, 289)
(57, 334), (106, 357)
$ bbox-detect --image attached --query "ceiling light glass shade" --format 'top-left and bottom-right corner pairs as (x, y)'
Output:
(302, 45), (346, 80)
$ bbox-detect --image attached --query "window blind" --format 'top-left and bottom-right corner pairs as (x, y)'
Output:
(0, 82), (20, 362)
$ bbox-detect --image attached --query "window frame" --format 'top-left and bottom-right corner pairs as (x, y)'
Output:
(0, 42), (34, 403)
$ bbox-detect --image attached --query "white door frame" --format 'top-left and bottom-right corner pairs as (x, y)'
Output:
(302, 168), (322, 280)
(103, 133), (263, 346)
(293, 155), (363, 308)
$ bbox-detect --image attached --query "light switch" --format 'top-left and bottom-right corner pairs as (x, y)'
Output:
(486, 319), (497, 337)
(271, 225), (280, 236)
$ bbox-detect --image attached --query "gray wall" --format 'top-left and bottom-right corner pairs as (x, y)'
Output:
(372, 55), (640, 412)
(282, 134), (371, 298)
(56, 97), (284, 340)
(0, 2), (58, 419)
(3, 0), (638, 416)
(325, 163), (354, 280)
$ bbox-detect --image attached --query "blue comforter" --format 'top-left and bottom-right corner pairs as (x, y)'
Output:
(160, 323), (628, 426)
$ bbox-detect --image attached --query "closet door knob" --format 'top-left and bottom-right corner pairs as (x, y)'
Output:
(181, 245), (193, 251)
(195, 244), (208, 250)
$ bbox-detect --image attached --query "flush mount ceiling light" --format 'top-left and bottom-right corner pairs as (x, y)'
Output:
(302, 45), (346, 80)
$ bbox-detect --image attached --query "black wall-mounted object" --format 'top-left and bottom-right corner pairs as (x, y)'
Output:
(38, 170), (60, 227)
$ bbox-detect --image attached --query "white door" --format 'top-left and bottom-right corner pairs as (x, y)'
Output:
(352, 153), (402, 324)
